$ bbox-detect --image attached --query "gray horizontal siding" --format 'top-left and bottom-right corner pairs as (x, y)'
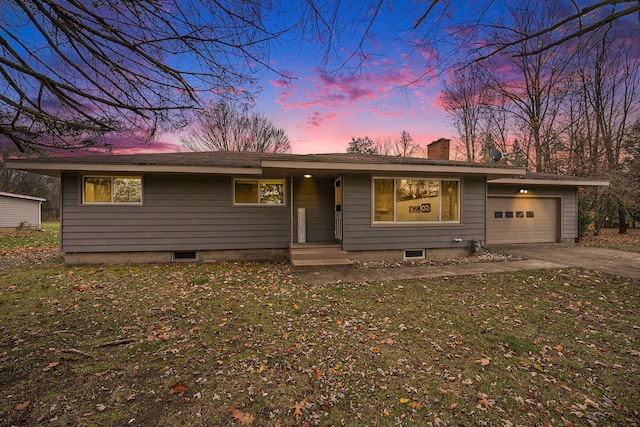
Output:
(0, 196), (41, 228)
(342, 174), (487, 251)
(487, 185), (577, 239)
(61, 173), (291, 253)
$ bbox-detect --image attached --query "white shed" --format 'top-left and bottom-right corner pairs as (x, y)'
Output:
(0, 191), (46, 229)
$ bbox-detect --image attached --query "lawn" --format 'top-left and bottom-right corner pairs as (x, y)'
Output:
(1, 230), (638, 426)
(579, 227), (640, 253)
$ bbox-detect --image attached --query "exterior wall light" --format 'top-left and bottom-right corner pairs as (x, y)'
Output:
(519, 189), (528, 194)
(303, 174), (312, 178)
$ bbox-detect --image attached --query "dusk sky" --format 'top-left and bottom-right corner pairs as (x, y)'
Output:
(7, 1), (630, 159)
(153, 3), (460, 157)
(254, 48), (450, 155)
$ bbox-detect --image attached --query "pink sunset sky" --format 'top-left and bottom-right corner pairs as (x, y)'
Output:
(150, 7), (461, 158)
(153, 39), (455, 157)
(254, 45), (453, 155)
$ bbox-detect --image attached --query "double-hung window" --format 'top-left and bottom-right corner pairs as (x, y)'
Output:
(373, 177), (460, 224)
(82, 176), (142, 204)
(234, 179), (285, 205)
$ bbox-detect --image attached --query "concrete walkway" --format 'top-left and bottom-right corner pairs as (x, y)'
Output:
(294, 244), (640, 285)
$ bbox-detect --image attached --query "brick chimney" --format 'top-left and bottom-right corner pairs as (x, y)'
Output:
(427, 138), (450, 160)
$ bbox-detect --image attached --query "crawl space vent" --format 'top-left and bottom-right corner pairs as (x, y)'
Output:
(173, 251), (197, 261)
(404, 249), (425, 260)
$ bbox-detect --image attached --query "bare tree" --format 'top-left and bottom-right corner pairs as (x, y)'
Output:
(481, 1), (573, 172)
(181, 102), (291, 153)
(346, 136), (378, 154)
(0, 147), (60, 218)
(569, 23), (640, 232)
(0, 0), (287, 152)
(441, 64), (490, 162)
(378, 131), (423, 157)
(3, 0), (638, 154)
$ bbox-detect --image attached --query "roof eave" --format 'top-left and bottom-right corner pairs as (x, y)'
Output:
(261, 160), (526, 177)
(5, 161), (262, 177)
(489, 177), (609, 187)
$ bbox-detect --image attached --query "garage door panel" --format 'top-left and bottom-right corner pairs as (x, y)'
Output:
(487, 197), (558, 244)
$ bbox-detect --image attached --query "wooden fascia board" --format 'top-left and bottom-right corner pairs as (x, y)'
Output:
(5, 161), (263, 176)
(489, 178), (609, 187)
(261, 160), (526, 177)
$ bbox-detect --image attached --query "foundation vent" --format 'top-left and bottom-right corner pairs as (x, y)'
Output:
(173, 251), (197, 261)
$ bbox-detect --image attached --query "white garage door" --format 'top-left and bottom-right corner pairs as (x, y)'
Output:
(487, 197), (559, 244)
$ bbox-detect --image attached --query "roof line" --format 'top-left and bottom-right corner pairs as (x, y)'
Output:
(489, 177), (609, 186)
(0, 191), (46, 202)
(261, 160), (526, 176)
(5, 161), (263, 176)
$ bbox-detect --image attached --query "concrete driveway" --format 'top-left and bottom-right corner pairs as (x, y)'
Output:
(295, 244), (639, 286)
(488, 244), (640, 279)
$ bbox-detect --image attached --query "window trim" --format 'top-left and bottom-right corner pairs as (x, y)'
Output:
(233, 178), (287, 206)
(372, 176), (461, 225)
(81, 175), (143, 205)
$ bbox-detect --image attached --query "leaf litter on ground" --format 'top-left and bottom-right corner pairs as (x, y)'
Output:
(1, 229), (639, 426)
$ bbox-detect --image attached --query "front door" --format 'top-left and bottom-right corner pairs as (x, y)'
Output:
(334, 177), (343, 241)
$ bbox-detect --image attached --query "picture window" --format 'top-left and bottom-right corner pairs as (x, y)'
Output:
(373, 177), (460, 224)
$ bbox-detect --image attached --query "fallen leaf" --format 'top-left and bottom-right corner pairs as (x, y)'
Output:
(370, 346), (380, 354)
(399, 398), (410, 404)
(477, 392), (494, 409)
(256, 364), (266, 374)
(409, 401), (423, 410)
(584, 398), (599, 409)
(15, 401), (30, 411)
(230, 406), (255, 425)
(380, 338), (395, 345)
(96, 403), (106, 411)
(169, 383), (188, 396)
(290, 402), (304, 421)
(449, 402), (458, 409)
(554, 344), (564, 352)
(477, 357), (491, 366)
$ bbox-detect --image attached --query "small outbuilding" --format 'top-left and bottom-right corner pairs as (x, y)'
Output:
(0, 191), (46, 230)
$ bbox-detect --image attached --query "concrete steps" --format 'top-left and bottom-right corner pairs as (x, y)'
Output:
(289, 242), (353, 268)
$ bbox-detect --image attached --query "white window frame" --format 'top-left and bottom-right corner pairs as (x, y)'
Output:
(233, 178), (287, 206)
(81, 175), (143, 205)
(372, 176), (461, 225)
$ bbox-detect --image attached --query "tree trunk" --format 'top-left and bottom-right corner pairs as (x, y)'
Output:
(618, 207), (628, 234)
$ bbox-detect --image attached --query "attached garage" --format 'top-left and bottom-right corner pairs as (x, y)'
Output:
(487, 174), (609, 246)
(487, 196), (560, 244)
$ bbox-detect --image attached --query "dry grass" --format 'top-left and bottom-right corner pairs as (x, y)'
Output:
(1, 231), (639, 426)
